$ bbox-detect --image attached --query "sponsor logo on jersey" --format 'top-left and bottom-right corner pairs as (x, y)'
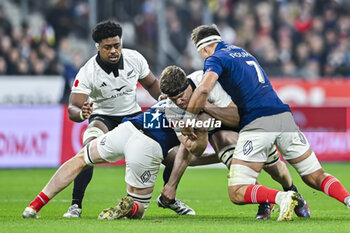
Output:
(298, 132), (307, 144)
(140, 170), (151, 183)
(100, 136), (106, 146)
(243, 140), (253, 155)
(112, 85), (127, 92)
(127, 70), (136, 79)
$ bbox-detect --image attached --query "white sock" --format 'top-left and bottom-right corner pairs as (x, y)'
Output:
(345, 196), (350, 207)
(275, 191), (284, 206)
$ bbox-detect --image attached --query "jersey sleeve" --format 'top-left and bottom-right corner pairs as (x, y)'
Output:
(71, 67), (92, 95)
(208, 82), (232, 107)
(204, 55), (223, 77)
(135, 51), (151, 80)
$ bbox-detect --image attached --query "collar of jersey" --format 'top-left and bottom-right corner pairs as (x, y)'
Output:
(214, 41), (226, 52)
(96, 53), (124, 77)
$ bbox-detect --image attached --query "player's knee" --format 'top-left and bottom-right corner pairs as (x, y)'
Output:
(227, 164), (259, 204)
(290, 152), (322, 177)
(228, 185), (245, 205)
(83, 127), (104, 145)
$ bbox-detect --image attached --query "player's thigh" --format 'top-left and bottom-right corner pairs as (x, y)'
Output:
(124, 131), (163, 189)
(233, 130), (276, 163)
(263, 145), (280, 168)
(83, 119), (109, 144)
(275, 113), (310, 160)
(210, 130), (238, 154)
(93, 122), (136, 163)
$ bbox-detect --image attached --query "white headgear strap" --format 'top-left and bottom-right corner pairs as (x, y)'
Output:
(196, 35), (222, 51)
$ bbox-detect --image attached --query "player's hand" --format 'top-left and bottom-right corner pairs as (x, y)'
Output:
(203, 101), (213, 112)
(181, 126), (197, 140)
(161, 184), (176, 203)
(81, 102), (93, 119)
(183, 136), (194, 151)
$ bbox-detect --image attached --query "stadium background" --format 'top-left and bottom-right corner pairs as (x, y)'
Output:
(0, 0), (350, 168)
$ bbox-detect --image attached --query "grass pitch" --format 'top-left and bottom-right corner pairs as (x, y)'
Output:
(1, 163), (350, 233)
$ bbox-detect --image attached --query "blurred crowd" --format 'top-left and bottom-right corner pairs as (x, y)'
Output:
(0, 0), (350, 87)
(162, 0), (350, 78)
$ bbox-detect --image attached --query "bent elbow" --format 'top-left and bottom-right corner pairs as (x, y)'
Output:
(197, 85), (211, 96)
(67, 106), (75, 121)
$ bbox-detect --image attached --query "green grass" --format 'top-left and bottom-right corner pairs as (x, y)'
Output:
(1, 163), (350, 233)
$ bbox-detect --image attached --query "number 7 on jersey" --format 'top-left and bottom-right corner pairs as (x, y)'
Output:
(246, 60), (265, 84)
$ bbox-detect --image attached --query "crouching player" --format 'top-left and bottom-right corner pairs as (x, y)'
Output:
(22, 99), (208, 219)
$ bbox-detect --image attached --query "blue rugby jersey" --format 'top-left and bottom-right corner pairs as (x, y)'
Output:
(122, 100), (180, 157)
(203, 41), (290, 129)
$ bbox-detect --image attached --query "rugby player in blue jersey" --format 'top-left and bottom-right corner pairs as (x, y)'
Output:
(181, 24), (350, 221)
(159, 66), (310, 220)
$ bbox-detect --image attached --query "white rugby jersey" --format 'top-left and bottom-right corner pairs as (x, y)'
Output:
(71, 48), (150, 116)
(165, 70), (232, 135)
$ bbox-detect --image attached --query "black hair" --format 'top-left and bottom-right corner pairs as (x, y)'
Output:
(92, 20), (122, 43)
(191, 24), (220, 45)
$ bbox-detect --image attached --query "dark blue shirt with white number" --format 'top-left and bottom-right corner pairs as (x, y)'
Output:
(204, 41), (290, 129)
(122, 100), (180, 157)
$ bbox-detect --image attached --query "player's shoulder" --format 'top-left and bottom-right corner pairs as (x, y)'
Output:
(79, 55), (97, 73)
(187, 70), (203, 86)
(217, 44), (253, 59)
(74, 55), (97, 80)
(122, 48), (145, 60)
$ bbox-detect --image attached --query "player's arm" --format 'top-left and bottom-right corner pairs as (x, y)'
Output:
(68, 93), (93, 122)
(178, 129), (208, 157)
(187, 71), (218, 114)
(139, 72), (162, 100)
(203, 101), (240, 128)
(161, 143), (190, 202)
(182, 71), (219, 138)
(161, 120), (208, 201)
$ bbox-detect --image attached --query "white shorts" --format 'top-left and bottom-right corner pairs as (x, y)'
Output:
(96, 121), (163, 188)
(233, 112), (310, 162)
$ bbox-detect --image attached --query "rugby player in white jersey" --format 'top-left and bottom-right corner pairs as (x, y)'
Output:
(158, 66), (310, 220)
(21, 99), (212, 219)
(61, 20), (194, 218)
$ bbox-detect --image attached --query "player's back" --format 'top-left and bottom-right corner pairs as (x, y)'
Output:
(122, 100), (180, 157)
(205, 42), (290, 128)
